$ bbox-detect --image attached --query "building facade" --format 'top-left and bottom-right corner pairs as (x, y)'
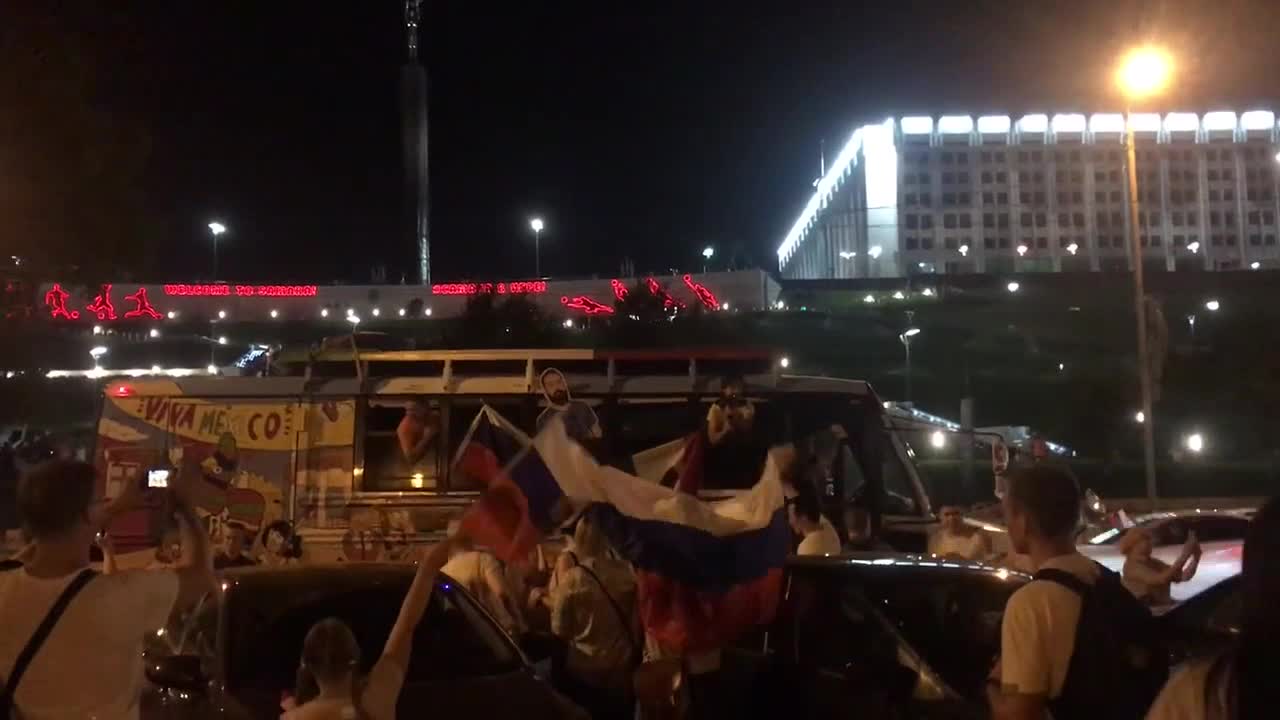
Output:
(778, 111), (1280, 279)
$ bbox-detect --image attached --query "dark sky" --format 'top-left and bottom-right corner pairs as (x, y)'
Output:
(3, 0), (1278, 285)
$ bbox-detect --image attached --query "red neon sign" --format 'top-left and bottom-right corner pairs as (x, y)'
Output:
(86, 284), (118, 320)
(432, 281), (547, 296)
(44, 284), (80, 319)
(646, 277), (685, 310)
(163, 284), (317, 297)
(124, 287), (162, 319)
(610, 279), (629, 302)
(682, 274), (719, 310)
(561, 295), (614, 315)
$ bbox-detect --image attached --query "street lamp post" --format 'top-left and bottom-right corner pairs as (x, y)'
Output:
(900, 316), (921, 403)
(1117, 46), (1172, 510)
(208, 221), (227, 280)
(529, 217), (545, 277)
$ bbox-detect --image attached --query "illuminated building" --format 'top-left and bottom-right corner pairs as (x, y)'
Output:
(778, 111), (1280, 278)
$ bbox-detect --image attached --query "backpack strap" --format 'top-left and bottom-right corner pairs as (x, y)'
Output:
(0, 568), (98, 710)
(1032, 567), (1094, 596)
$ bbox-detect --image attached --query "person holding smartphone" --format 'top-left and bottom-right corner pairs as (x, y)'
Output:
(0, 460), (217, 719)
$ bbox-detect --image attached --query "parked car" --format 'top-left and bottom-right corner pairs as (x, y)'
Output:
(722, 553), (1028, 719)
(1161, 574), (1241, 666)
(141, 564), (582, 719)
(1078, 511), (1250, 602)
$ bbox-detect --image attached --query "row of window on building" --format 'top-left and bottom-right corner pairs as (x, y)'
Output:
(901, 233), (1279, 252)
(899, 145), (1276, 167)
(902, 209), (1277, 231)
(901, 185), (1278, 208)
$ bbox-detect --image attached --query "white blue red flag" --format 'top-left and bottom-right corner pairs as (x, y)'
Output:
(451, 406), (790, 654)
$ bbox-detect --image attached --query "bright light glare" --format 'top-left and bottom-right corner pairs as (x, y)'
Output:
(563, 318), (574, 329)
(958, 244), (969, 256)
(1185, 433), (1205, 453)
(217, 310), (227, 319)
(217, 336), (227, 345)
(1067, 242), (1079, 255)
(530, 217), (544, 233)
(868, 245), (883, 259)
(269, 309), (279, 318)
(721, 302), (730, 311)
(1251, 261), (1261, 270)
(372, 307), (381, 317)
(779, 356), (791, 369)
(903, 327), (921, 337)
(89, 346), (108, 358)
(151, 365), (162, 373)
(838, 251), (856, 259)
(1187, 241), (1200, 254)
(930, 430), (947, 449)
(207, 221), (227, 236)
(410, 473), (425, 489)
(1134, 411), (1146, 424)
(93, 325), (103, 335)
(892, 290), (905, 300)
(149, 328), (160, 338)
(922, 288), (935, 297)
(206, 364), (218, 374)
(702, 246), (714, 259)
(349, 315), (361, 325)
(1205, 299), (1221, 312)
(425, 307), (433, 316)
(166, 311), (177, 320)
(1007, 281), (1021, 293)
(1016, 244), (1028, 256)
(1117, 47), (1174, 99)
(775, 300), (786, 310)
(863, 294), (876, 304)
(320, 308), (329, 318)
(398, 308), (406, 317)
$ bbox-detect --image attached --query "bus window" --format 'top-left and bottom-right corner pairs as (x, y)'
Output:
(362, 398), (442, 491)
(445, 399), (535, 491)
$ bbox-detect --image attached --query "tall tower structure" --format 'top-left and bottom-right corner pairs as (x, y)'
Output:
(401, 0), (430, 285)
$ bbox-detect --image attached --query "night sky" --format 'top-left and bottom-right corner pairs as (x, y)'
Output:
(3, 0), (1278, 285)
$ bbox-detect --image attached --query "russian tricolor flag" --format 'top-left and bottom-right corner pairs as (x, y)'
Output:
(451, 406), (790, 654)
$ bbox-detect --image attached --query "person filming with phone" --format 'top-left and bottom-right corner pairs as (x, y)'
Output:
(0, 460), (217, 719)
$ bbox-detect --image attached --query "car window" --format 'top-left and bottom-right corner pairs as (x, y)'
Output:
(1189, 517), (1250, 544)
(226, 580), (522, 696)
(879, 432), (920, 516)
(860, 570), (1021, 701)
(362, 399), (443, 491)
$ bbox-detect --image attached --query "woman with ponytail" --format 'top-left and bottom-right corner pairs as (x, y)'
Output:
(1146, 497), (1280, 719)
(282, 536), (456, 720)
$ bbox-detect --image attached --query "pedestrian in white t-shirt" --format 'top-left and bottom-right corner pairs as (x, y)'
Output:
(1146, 496), (1280, 720)
(790, 491), (842, 556)
(0, 460), (217, 720)
(282, 538), (455, 720)
(988, 465), (1129, 720)
(929, 505), (992, 561)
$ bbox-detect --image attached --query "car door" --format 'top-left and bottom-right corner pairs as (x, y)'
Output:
(396, 580), (571, 719)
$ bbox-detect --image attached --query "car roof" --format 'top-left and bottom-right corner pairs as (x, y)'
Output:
(220, 562), (419, 600)
(787, 552), (1029, 582)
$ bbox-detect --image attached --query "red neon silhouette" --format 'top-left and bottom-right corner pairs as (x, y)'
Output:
(611, 279), (629, 302)
(124, 287), (162, 319)
(682, 275), (719, 310)
(44, 283), (80, 319)
(560, 295), (614, 315)
(646, 277), (685, 309)
(85, 284), (117, 320)
(432, 281), (546, 296)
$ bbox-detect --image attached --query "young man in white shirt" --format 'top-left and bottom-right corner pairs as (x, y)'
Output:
(0, 460), (217, 720)
(790, 490), (842, 556)
(989, 464), (1099, 720)
(929, 505), (992, 561)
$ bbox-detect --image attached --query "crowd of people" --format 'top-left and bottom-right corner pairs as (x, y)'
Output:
(1, 448), (1275, 718)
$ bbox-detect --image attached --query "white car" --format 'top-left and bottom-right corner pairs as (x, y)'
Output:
(1077, 511), (1249, 603)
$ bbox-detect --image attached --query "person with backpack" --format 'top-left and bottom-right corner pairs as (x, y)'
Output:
(546, 515), (639, 720)
(988, 464), (1166, 720)
(0, 459), (217, 719)
(1145, 495), (1280, 720)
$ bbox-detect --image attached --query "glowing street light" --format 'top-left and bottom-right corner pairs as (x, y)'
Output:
(320, 308), (330, 318)
(1117, 45), (1174, 509)
(1067, 242), (1079, 255)
(269, 309), (279, 319)
(958, 244), (969, 257)
(1016, 244), (1029, 257)
(149, 328), (160, 338)
(930, 430), (947, 449)
(372, 307), (381, 317)
(398, 308), (407, 317)
(1134, 410), (1146, 424)
(217, 336), (228, 345)
(1251, 261), (1261, 270)
(1006, 281), (1021, 293)
(900, 321), (921, 402)
(207, 221), (228, 279)
(901, 327), (921, 338)
(702, 246), (714, 259)
(1116, 46), (1174, 100)
(1184, 432), (1205, 454)
(1187, 241), (1200, 254)
(1204, 299), (1221, 312)
(779, 356), (791, 369)
(892, 290), (905, 300)
(92, 325), (103, 335)
(89, 346), (108, 360)
(217, 309), (227, 320)
(166, 311), (177, 320)
(530, 217), (545, 277)
(863, 294), (876, 304)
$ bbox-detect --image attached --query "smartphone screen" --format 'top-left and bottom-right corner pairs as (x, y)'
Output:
(146, 468), (171, 489)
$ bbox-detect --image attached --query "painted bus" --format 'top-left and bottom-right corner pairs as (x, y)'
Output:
(95, 348), (935, 565)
